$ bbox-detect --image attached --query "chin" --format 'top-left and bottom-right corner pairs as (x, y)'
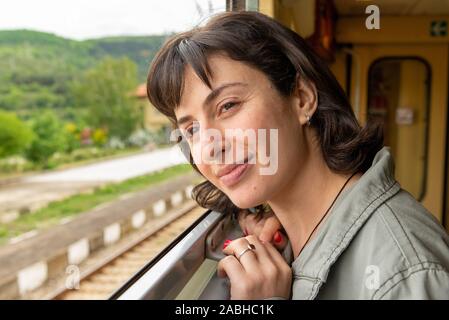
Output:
(226, 190), (263, 210)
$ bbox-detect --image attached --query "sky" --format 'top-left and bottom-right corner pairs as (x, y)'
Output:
(0, 0), (226, 40)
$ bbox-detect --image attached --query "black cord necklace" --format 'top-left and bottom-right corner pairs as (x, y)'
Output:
(296, 171), (358, 259)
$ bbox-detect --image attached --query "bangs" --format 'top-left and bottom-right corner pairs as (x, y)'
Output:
(147, 12), (299, 128)
(147, 33), (214, 125)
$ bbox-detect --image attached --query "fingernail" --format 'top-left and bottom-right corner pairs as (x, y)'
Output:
(244, 227), (248, 236)
(274, 231), (282, 244)
(223, 239), (231, 249)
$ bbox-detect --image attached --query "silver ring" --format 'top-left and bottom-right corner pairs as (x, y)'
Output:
(237, 243), (256, 260)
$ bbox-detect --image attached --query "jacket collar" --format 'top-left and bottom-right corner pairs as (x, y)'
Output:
(290, 147), (401, 298)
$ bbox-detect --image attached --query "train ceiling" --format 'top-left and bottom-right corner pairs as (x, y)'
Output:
(334, 0), (449, 16)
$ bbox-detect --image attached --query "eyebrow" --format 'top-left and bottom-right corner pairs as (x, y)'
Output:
(177, 82), (247, 126)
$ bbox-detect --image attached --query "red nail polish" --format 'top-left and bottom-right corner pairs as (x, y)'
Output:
(274, 231), (282, 244)
(223, 239), (231, 249)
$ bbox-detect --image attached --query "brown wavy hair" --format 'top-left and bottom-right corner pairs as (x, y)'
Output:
(147, 11), (383, 216)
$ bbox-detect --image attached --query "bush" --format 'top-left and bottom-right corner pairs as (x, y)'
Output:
(107, 137), (125, 149)
(25, 110), (65, 165)
(92, 128), (107, 146)
(0, 156), (33, 173)
(63, 122), (81, 153)
(128, 129), (152, 147)
(128, 127), (170, 148)
(0, 110), (33, 158)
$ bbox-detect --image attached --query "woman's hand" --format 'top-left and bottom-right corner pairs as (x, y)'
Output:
(237, 209), (288, 251)
(217, 235), (292, 299)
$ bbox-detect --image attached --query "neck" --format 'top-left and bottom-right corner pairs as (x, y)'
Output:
(267, 132), (361, 259)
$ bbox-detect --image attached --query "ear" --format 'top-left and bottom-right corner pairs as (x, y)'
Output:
(291, 75), (318, 126)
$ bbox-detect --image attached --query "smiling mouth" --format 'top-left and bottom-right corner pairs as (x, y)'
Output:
(216, 155), (253, 188)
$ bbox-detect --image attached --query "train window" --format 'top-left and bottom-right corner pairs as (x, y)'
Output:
(367, 58), (430, 200)
(111, 210), (239, 300)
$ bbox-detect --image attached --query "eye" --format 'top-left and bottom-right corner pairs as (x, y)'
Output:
(219, 101), (239, 114)
(186, 124), (199, 137)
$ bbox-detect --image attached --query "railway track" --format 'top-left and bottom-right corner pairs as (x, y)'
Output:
(54, 204), (206, 300)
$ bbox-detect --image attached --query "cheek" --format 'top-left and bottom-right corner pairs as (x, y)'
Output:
(191, 148), (207, 174)
(274, 123), (301, 175)
(194, 154), (216, 184)
(195, 161), (206, 174)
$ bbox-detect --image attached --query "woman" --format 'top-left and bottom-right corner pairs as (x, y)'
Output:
(147, 11), (449, 299)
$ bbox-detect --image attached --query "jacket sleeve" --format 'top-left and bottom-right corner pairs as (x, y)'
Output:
(376, 267), (449, 300)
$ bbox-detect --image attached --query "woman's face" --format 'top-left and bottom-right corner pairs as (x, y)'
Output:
(175, 53), (306, 209)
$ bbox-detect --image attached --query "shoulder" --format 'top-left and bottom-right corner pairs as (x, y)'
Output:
(377, 189), (449, 267)
(362, 189), (449, 299)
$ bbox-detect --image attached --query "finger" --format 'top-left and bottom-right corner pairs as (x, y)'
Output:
(217, 255), (245, 282)
(246, 214), (260, 235)
(252, 221), (264, 238)
(261, 239), (290, 270)
(243, 235), (275, 267)
(243, 235), (290, 283)
(258, 215), (282, 243)
(271, 230), (288, 251)
(223, 237), (258, 270)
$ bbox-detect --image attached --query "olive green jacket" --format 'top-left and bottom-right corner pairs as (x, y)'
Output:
(283, 147), (449, 299)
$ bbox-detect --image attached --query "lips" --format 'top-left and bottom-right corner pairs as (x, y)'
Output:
(215, 157), (252, 187)
(216, 163), (242, 178)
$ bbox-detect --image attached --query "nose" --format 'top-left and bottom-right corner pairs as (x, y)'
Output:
(197, 124), (227, 165)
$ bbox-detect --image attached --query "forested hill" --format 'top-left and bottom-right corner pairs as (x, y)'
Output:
(0, 29), (168, 117)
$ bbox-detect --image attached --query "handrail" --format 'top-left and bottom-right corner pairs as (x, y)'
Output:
(110, 210), (224, 300)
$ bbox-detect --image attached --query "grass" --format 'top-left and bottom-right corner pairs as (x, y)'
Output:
(0, 164), (193, 245)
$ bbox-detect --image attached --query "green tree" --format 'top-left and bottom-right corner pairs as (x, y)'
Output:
(0, 110), (33, 157)
(73, 57), (141, 141)
(25, 110), (64, 165)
